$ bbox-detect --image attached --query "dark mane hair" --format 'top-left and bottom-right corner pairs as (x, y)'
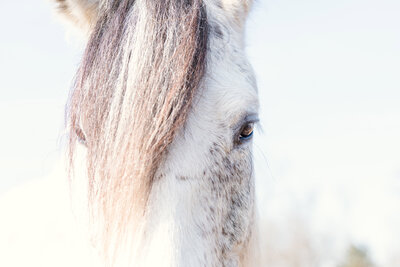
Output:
(67, 0), (208, 259)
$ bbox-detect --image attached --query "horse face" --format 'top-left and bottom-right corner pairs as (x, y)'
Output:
(55, 0), (259, 265)
(145, 4), (259, 265)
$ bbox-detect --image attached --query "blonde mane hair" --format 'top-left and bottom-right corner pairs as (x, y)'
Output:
(67, 0), (208, 258)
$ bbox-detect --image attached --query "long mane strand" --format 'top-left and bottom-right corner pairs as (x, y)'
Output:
(67, 0), (208, 260)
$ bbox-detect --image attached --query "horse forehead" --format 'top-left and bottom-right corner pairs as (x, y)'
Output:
(204, 50), (259, 121)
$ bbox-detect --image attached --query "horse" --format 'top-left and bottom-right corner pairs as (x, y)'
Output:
(0, 0), (260, 266)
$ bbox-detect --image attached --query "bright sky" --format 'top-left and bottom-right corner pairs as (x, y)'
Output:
(1, 0), (399, 266)
(247, 0), (400, 265)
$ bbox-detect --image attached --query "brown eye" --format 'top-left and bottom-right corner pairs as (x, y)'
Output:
(74, 126), (87, 146)
(239, 122), (254, 141)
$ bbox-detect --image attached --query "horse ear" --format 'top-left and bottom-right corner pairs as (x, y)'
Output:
(219, 0), (253, 27)
(50, 0), (101, 34)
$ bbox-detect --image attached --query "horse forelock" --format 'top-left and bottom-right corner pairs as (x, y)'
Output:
(67, 0), (208, 260)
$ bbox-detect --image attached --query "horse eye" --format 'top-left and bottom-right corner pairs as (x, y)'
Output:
(74, 126), (87, 146)
(239, 122), (254, 141)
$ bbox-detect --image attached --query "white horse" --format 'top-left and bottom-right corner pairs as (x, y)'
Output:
(0, 0), (260, 266)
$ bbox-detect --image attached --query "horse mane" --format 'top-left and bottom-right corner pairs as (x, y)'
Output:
(67, 0), (208, 259)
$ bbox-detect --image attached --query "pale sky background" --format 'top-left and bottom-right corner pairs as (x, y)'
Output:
(0, 0), (399, 266)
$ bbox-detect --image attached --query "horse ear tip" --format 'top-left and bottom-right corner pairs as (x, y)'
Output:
(218, 0), (254, 27)
(48, 0), (100, 36)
